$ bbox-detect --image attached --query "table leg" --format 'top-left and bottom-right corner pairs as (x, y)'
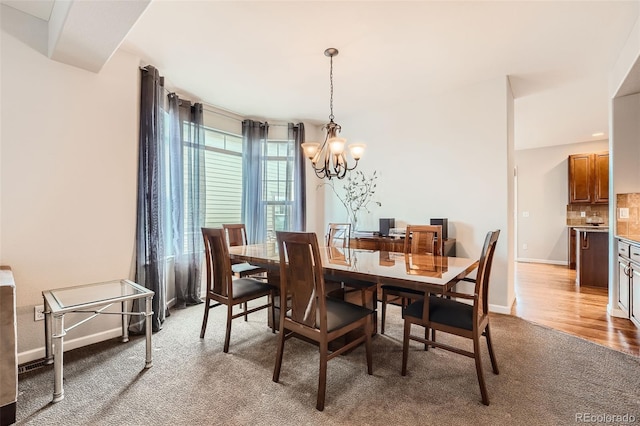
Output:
(267, 270), (281, 330)
(52, 314), (65, 403)
(144, 296), (153, 369)
(44, 296), (53, 365)
(121, 300), (129, 343)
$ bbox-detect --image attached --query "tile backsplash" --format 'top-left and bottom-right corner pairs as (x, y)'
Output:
(616, 193), (640, 237)
(566, 204), (609, 226)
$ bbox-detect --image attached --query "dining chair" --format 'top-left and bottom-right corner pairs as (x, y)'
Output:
(324, 223), (377, 313)
(324, 222), (353, 296)
(325, 222), (351, 248)
(200, 228), (275, 353)
(380, 224), (443, 334)
(222, 223), (267, 279)
(273, 231), (373, 411)
(401, 230), (500, 405)
(223, 223), (269, 321)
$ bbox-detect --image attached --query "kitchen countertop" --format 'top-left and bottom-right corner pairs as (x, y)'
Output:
(572, 226), (609, 233)
(617, 235), (640, 244)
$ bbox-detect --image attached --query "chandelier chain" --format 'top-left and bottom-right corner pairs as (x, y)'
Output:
(329, 54), (334, 122)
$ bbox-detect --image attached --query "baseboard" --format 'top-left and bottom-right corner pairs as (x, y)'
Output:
(516, 258), (568, 266)
(489, 303), (513, 315)
(18, 327), (122, 365)
(607, 303), (629, 319)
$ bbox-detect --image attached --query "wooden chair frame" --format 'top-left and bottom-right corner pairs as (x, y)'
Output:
(273, 231), (373, 411)
(222, 224), (268, 279)
(381, 224), (444, 334)
(200, 227), (275, 353)
(223, 223), (268, 320)
(401, 230), (500, 405)
(325, 223), (351, 248)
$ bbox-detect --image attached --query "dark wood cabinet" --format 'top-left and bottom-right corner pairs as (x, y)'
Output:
(577, 231), (608, 287)
(568, 152), (609, 204)
(593, 152), (609, 203)
(568, 228), (576, 270)
(351, 236), (456, 257)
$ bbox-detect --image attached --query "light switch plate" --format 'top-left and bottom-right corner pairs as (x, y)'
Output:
(620, 207), (630, 219)
(580, 212), (586, 217)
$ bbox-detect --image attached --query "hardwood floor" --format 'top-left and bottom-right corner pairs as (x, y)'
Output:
(512, 262), (640, 356)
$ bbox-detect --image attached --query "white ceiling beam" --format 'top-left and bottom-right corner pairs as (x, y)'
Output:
(48, 0), (150, 73)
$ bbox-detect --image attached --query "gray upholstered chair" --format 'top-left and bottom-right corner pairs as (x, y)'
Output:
(0, 266), (17, 426)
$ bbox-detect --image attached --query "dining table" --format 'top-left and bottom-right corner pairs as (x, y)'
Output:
(228, 241), (479, 331)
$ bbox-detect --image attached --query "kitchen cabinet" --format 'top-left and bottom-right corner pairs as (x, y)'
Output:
(575, 229), (608, 287)
(617, 238), (640, 327)
(618, 241), (630, 314)
(568, 228), (577, 270)
(568, 152), (609, 204)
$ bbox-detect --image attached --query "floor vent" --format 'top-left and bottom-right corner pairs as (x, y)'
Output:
(18, 359), (48, 375)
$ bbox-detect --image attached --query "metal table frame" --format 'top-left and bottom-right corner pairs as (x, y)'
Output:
(42, 279), (154, 402)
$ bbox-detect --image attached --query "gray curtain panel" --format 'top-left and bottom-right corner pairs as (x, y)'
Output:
(241, 119), (268, 244)
(133, 65), (168, 333)
(168, 95), (205, 308)
(133, 66), (205, 333)
(289, 122), (306, 231)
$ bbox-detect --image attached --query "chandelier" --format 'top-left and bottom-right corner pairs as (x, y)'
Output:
(301, 48), (365, 180)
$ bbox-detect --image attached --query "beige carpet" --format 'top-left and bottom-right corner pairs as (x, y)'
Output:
(15, 300), (640, 426)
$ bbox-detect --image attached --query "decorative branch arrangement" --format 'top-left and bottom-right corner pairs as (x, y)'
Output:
(321, 170), (381, 231)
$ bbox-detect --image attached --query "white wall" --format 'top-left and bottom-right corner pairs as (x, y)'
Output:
(515, 140), (609, 264)
(1, 18), (141, 362)
(612, 95), (640, 196)
(318, 77), (515, 312)
(609, 14), (640, 318)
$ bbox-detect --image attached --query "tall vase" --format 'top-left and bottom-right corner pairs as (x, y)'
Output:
(349, 212), (359, 234)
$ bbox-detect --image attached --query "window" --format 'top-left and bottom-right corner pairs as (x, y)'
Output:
(184, 126), (243, 229)
(183, 115), (301, 244)
(263, 138), (296, 242)
(203, 128), (243, 227)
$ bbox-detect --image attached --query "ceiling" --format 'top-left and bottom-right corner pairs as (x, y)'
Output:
(4, 0), (639, 150)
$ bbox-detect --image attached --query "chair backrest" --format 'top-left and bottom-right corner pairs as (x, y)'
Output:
(277, 231), (327, 331)
(326, 223), (351, 248)
(222, 224), (248, 247)
(473, 230), (500, 322)
(404, 225), (444, 256)
(202, 228), (233, 298)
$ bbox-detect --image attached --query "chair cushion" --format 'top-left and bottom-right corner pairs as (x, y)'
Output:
(381, 284), (424, 296)
(231, 278), (271, 299)
(286, 298), (372, 332)
(231, 262), (265, 275)
(403, 296), (473, 331)
(324, 298), (373, 332)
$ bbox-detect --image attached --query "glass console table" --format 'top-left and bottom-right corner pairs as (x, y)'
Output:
(42, 279), (154, 402)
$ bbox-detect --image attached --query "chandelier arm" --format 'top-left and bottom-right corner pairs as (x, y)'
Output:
(344, 159), (360, 172)
(332, 153), (348, 179)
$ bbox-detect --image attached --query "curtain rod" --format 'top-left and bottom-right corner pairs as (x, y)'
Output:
(140, 67), (289, 127)
(202, 105), (289, 126)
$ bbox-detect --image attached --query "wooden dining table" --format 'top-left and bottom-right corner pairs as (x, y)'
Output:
(228, 242), (479, 331)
